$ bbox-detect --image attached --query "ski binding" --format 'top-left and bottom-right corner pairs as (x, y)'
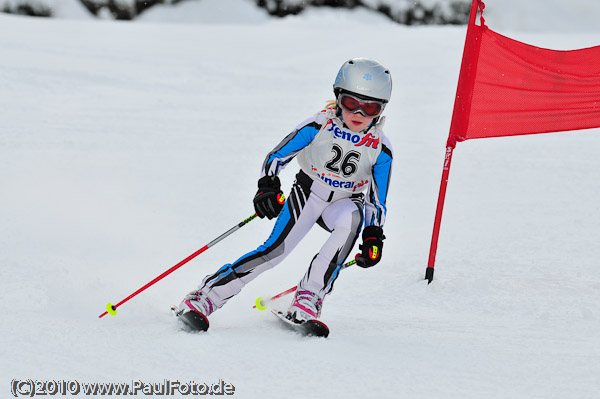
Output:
(272, 309), (329, 338)
(171, 305), (209, 332)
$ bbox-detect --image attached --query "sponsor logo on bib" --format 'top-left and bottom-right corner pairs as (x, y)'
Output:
(327, 121), (379, 149)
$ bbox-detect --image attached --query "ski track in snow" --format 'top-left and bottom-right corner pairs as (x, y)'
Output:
(1, 8), (599, 399)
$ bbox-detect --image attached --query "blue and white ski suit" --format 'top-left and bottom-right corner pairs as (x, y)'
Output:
(199, 108), (393, 307)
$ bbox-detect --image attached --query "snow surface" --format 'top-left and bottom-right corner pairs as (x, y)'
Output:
(1, 6), (600, 399)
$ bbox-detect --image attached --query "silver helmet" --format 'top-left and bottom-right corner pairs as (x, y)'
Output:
(333, 57), (392, 102)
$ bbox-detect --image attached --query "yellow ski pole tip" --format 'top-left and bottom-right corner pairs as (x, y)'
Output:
(106, 303), (117, 316)
(255, 297), (266, 311)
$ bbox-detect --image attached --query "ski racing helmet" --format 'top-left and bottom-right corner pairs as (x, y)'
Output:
(333, 57), (392, 104)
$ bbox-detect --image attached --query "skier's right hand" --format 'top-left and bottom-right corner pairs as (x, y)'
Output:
(253, 175), (285, 219)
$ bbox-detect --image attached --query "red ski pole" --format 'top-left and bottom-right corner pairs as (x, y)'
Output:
(99, 213), (260, 318)
(253, 258), (357, 310)
(253, 286), (299, 310)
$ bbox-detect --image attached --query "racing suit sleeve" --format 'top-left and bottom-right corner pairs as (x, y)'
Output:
(261, 114), (323, 177)
(365, 137), (393, 228)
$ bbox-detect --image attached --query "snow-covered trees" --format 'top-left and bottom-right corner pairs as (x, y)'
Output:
(1, 0), (470, 24)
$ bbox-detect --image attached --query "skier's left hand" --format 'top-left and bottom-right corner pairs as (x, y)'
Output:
(356, 225), (385, 268)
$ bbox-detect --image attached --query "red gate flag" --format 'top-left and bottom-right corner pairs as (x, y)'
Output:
(426, 0), (600, 283)
(451, 1), (600, 143)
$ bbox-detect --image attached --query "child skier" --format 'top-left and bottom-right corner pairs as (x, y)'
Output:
(179, 57), (393, 325)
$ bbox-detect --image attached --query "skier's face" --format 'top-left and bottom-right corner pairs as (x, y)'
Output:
(342, 108), (375, 132)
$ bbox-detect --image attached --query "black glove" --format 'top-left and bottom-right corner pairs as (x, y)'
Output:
(253, 175), (285, 219)
(355, 225), (385, 268)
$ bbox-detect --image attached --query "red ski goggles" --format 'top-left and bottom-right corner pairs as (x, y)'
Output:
(338, 93), (385, 117)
